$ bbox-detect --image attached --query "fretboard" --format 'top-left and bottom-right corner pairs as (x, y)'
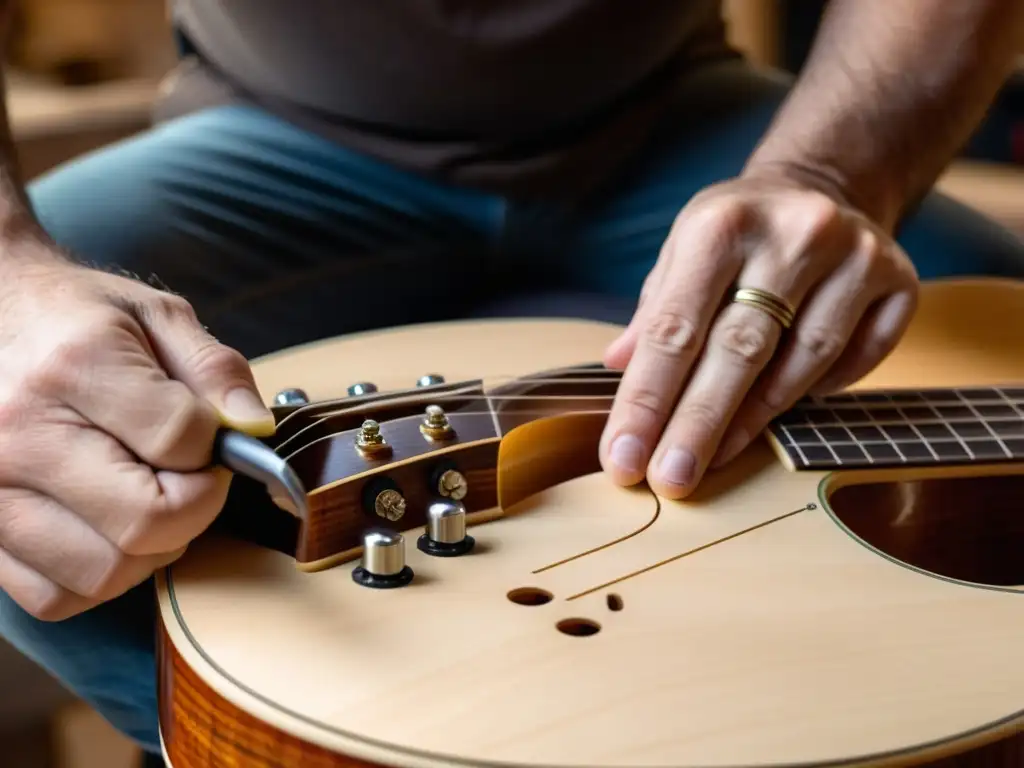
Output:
(768, 386), (1024, 470)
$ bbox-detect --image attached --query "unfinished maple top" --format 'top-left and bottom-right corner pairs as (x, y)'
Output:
(158, 278), (1024, 767)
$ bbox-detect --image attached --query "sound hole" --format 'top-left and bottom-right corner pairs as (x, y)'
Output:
(556, 618), (601, 637)
(507, 587), (553, 606)
(828, 473), (1024, 587)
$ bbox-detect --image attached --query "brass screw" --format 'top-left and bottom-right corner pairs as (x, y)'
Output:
(437, 469), (468, 501)
(420, 405), (454, 440)
(356, 419), (392, 457)
(374, 488), (407, 521)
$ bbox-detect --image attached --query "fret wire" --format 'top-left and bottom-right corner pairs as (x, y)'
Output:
(802, 388), (1024, 409)
(810, 412), (843, 466)
(995, 387), (1024, 420)
(776, 385), (1024, 468)
(895, 405), (939, 461)
(839, 421), (873, 464)
(781, 435), (1019, 446)
(993, 388), (1024, 460)
(924, 402), (975, 460)
(870, 407), (907, 463)
(778, 424), (812, 466)
(780, 414), (1024, 428)
(483, 393), (503, 438)
(955, 388), (1012, 459)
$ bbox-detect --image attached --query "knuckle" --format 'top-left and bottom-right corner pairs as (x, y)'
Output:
(751, 380), (789, 413)
(184, 339), (250, 385)
(0, 394), (29, 439)
(677, 399), (722, 436)
(77, 552), (129, 602)
(643, 310), (700, 356)
(716, 317), (775, 367)
(136, 390), (207, 466)
(18, 581), (72, 622)
(29, 340), (90, 400)
(801, 193), (843, 237)
(853, 229), (885, 272)
(145, 290), (199, 324)
(27, 311), (124, 398)
(617, 385), (669, 425)
(116, 498), (172, 556)
(702, 196), (755, 237)
(796, 325), (847, 362)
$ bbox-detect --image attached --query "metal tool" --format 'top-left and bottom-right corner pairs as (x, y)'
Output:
(213, 428), (309, 520)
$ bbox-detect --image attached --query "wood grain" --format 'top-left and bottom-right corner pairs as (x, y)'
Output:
(158, 622), (383, 768)
(158, 281), (1024, 768)
(158, 612), (1024, 768)
(285, 369), (622, 567)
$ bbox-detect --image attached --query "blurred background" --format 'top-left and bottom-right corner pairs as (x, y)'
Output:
(0, 1), (1022, 767)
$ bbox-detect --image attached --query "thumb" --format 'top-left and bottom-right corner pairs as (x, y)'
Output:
(136, 296), (276, 437)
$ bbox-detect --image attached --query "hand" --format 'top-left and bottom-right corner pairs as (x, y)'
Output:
(0, 248), (274, 621)
(599, 172), (918, 498)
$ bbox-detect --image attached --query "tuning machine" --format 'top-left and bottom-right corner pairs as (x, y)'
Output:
(416, 374), (445, 387)
(352, 529), (414, 588)
(420, 404), (455, 441)
(273, 388), (309, 407)
(417, 497), (475, 557)
(355, 419), (392, 459)
(347, 382), (378, 397)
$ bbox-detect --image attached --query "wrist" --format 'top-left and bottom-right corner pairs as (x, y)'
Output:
(742, 151), (905, 234)
(0, 219), (72, 278)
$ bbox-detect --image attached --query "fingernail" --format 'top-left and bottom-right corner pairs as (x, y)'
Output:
(222, 387), (275, 433)
(609, 434), (645, 473)
(658, 448), (696, 487)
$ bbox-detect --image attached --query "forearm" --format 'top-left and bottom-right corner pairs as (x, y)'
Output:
(745, 0), (1024, 231)
(0, 1), (66, 265)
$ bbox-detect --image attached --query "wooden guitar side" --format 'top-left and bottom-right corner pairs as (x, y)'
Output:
(157, 278), (1024, 768)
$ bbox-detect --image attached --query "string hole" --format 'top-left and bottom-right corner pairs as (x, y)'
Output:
(556, 618), (601, 637)
(507, 587), (552, 606)
(606, 593), (623, 611)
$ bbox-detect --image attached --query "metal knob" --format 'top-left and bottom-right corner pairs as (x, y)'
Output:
(416, 374), (445, 387)
(274, 388), (309, 407)
(347, 382), (378, 397)
(352, 529), (414, 588)
(417, 498), (475, 557)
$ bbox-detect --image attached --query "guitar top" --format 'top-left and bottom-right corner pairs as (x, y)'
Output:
(156, 279), (1024, 768)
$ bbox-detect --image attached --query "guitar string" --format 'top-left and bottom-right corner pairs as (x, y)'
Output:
(278, 376), (1021, 397)
(277, 400), (1024, 459)
(279, 400), (1024, 444)
(278, 385), (1024, 412)
(275, 385), (1024, 457)
(564, 504), (816, 601)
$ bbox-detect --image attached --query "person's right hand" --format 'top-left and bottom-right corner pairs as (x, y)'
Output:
(0, 250), (275, 621)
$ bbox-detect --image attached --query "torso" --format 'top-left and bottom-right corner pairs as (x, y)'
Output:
(164, 0), (736, 197)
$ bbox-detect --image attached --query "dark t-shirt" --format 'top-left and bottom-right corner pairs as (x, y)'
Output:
(167, 1), (737, 198)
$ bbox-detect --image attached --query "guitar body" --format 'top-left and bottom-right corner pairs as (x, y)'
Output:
(156, 278), (1024, 768)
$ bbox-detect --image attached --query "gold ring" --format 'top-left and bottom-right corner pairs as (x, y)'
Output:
(731, 287), (796, 329)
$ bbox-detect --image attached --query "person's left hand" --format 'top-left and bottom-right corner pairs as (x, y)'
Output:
(599, 171), (919, 499)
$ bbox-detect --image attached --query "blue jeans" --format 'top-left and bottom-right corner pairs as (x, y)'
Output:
(3, 59), (1024, 755)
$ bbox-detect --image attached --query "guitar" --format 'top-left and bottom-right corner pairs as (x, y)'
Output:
(156, 277), (1024, 768)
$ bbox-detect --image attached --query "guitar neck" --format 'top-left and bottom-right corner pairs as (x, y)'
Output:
(767, 386), (1024, 470)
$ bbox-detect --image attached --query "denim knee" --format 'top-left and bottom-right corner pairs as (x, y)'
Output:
(0, 579), (161, 752)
